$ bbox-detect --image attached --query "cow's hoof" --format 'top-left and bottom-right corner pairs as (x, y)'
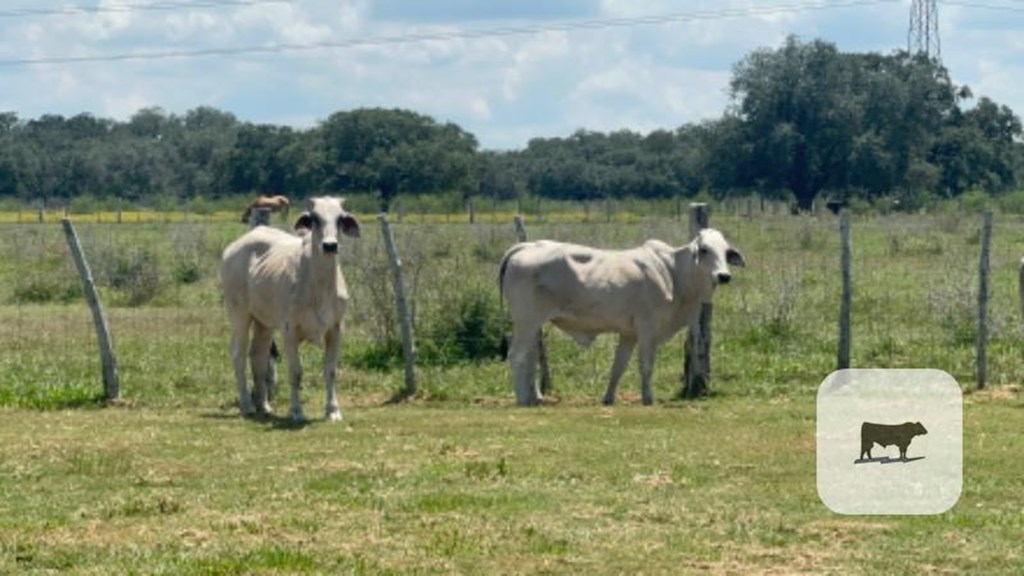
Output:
(602, 396), (616, 406)
(289, 411), (308, 423)
(325, 410), (342, 422)
(641, 397), (654, 406)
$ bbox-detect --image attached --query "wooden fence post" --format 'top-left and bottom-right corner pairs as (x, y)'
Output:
(62, 218), (120, 401)
(249, 207), (271, 227)
(379, 213), (418, 399)
(512, 214), (553, 395)
(837, 209), (852, 370)
(682, 203), (711, 398)
(976, 211), (992, 390)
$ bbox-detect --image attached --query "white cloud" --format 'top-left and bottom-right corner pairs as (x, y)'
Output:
(469, 96), (491, 121)
(503, 31), (571, 102)
(165, 12), (221, 42)
(1, 1), (1023, 150)
(102, 92), (152, 120)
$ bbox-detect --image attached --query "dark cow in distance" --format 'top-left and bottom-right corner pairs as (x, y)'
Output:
(860, 421), (927, 461)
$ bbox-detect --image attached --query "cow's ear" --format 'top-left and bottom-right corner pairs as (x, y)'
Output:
(294, 212), (314, 234)
(727, 248), (746, 267)
(340, 213), (361, 238)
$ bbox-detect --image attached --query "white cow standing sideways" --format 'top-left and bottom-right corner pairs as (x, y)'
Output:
(220, 197), (361, 422)
(499, 228), (745, 406)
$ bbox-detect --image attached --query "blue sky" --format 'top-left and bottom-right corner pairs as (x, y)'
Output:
(1, 0), (1023, 150)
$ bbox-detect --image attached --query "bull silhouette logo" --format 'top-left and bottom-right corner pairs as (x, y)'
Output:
(857, 421), (927, 463)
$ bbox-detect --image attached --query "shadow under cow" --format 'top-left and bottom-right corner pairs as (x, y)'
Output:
(854, 456), (926, 465)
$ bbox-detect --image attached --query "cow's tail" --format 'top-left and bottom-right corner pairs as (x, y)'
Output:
(497, 243), (527, 360)
(498, 244), (521, 310)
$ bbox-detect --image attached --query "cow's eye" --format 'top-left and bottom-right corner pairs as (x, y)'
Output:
(698, 246), (709, 257)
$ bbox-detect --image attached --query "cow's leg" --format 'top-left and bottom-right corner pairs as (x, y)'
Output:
(230, 316), (256, 416)
(603, 335), (635, 406)
(636, 333), (658, 406)
(283, 331), (307, 423)
(508, 321), (543, 406)
(248, 322), (274, 414)
(322, 323), (342, 421)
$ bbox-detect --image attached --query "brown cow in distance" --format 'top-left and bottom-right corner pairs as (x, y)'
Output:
(241, 194), (291, 224)
(860, 421), (927, 461)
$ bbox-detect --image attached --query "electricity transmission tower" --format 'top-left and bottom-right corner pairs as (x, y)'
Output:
(908, 0), (940, 61)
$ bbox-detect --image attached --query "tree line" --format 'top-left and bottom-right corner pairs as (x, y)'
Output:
(1, 36), (1021, 213)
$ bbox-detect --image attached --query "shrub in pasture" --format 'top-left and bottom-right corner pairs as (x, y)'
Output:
(347, 285), (506, 369)
(886, 231), (944, 257)
(420, 286), (506, 365)
(927, 282), (976, 346)
(185, 195), (216, 216)
(11, 274), (81, 304)
(797, 224), (816, 251)
(174, 260), (202, 285)
(170, 223), (207, 285)
(4, 230), (81, 304)
(996, 189), (1024, 215)
(104, 249), (163, 306)
(958, 190), (994, 214)
(68, 194), (101, 215)
(346, 338), (404, 371)
(471, 239), (506, 263)
(743, 268), (800, 340)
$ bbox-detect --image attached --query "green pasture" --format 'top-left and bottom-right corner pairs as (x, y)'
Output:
(0, 209), (1022, 573)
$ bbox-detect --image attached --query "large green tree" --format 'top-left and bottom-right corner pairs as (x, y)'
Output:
(319, 108), (478, 211)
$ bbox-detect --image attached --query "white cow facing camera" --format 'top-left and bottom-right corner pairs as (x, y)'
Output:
(221, 197), (360, 422)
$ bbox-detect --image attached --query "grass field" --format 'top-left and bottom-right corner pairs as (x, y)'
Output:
(0, 207), (1022, 573)
(0, 395), (1021, 574)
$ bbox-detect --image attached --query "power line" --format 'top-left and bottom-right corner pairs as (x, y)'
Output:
(941, 0), (1024, 13)
(0, 0), (899, 67)
(0, 0), (293, 19)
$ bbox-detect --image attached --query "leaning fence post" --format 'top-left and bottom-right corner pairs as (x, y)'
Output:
(378, 213), (417, 399)
(513, 214), (553, 395)
(682, 203), (711, 398)
(62, 218), (120, 401)
(976, 211), (992, 390)
(838, 209), (852, 370)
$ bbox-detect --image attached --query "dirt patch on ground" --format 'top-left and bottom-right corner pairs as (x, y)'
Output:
(965, 384), (1020, 403)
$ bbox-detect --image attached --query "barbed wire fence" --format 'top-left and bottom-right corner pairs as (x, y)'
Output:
(1, 200), (1021, 408)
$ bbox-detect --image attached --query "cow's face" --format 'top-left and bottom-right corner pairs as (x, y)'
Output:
(294, 197), (361, 255)
(914, 422), (928, 435)
(692, 228), (745, 287)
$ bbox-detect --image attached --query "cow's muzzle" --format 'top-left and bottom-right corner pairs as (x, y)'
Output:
(716, 272), (732, 284)
(322, 240), (339, 254)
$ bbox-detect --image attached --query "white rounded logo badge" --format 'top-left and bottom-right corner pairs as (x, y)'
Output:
(816, 369), (963, 515)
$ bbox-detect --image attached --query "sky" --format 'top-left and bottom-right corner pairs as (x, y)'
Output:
(1, 0), (1023, 150)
